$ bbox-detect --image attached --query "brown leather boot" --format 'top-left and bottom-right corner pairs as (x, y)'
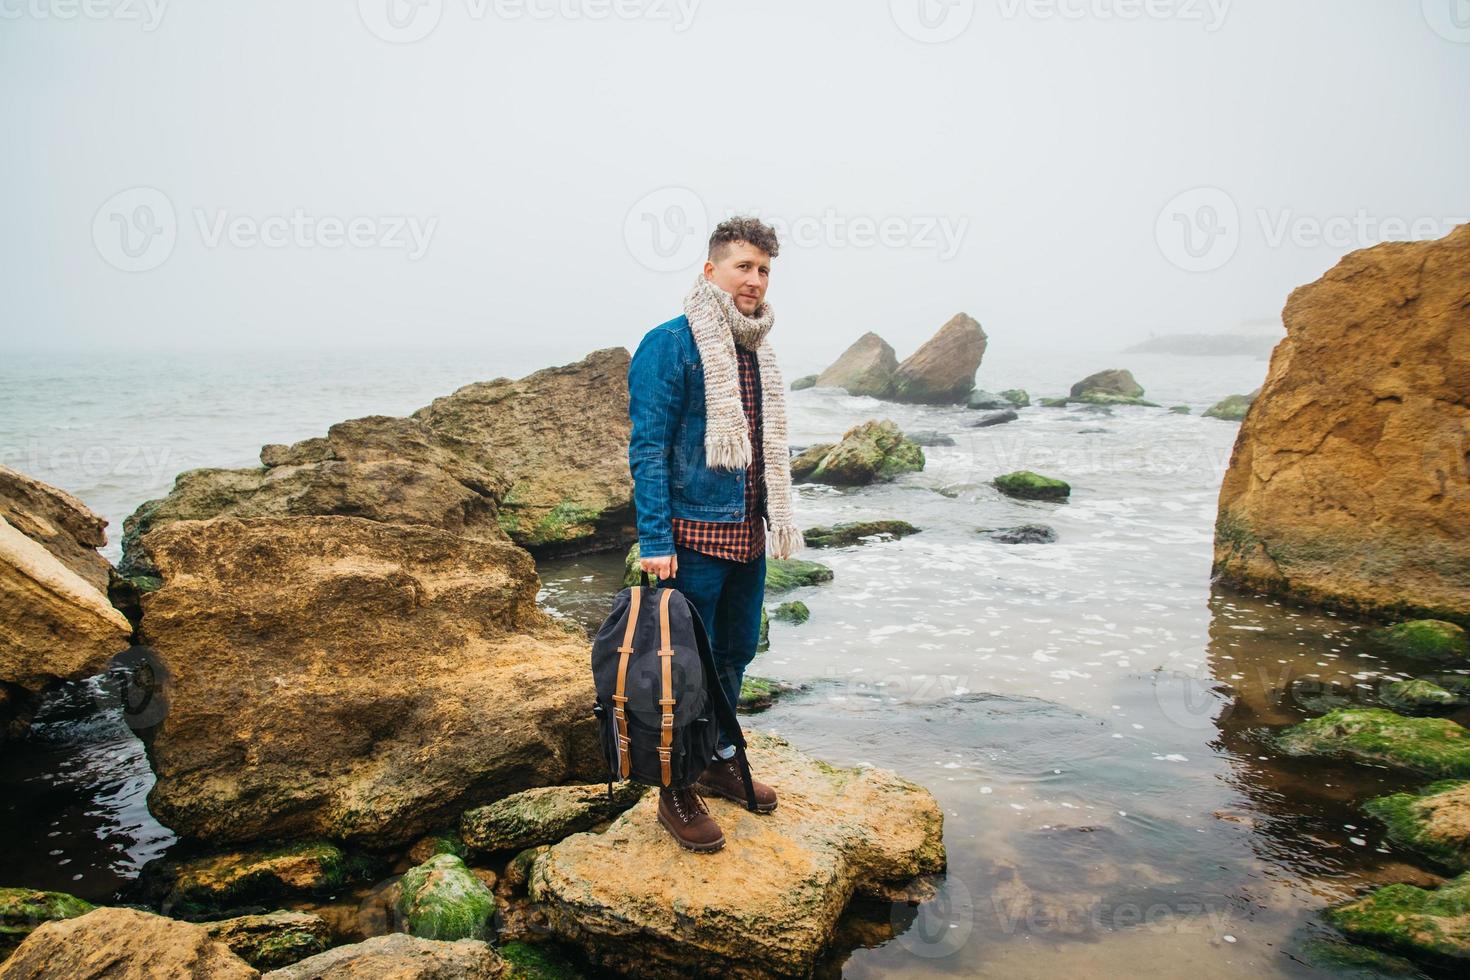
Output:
(657, 785), (725, 852)
(695, 755), (777, 813)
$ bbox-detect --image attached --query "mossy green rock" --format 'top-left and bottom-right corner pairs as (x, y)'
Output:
(499, 939), (588, 979)
(1071, 391), (1159, 407)
(0, 887), (94, 953)
(460, 783), (648, 854)
(135, 841), (368, 915)
(992, 470), (1071, 501)
(1000, 389), (1030, 407)
(1363, 780), (1470, 872)
(773, 600), (809, 624)
(765, 558), (833, 594)
(1169, 405), (1191, 415)
(1326, 871), (1470, 966)
(201, 909), (329, 970)
(790, 374), (818, 391)
(1381, 678), (1468, 714)
(738, 676), (803, 712)
(1297, 935), (1420, 975)
(1069, 368), (1144, 400)
(757, 605), (769, 653)
(802, 520), (918, 548)
(794, 420), (924, 486)
(395, 852), (496, 941)
(1203, 391), (1257, 421)
(1370, 620), (1470, 663)
(790, 443), (837, 481)
(1039, 397), (1070, 408)
(1276, 707), (1470, 778)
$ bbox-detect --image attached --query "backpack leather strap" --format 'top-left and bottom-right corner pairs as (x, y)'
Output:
(656, 587), (677, 786)
(612, 584), (642, 778)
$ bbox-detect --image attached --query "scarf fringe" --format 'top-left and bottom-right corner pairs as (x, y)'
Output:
(769, 524), (805, 561)
(705, 430), (751, 471)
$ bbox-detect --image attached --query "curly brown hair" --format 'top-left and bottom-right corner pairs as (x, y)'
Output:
(708, 215), (780, 262)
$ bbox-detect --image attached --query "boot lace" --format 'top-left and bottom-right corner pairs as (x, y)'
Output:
(669, 785), (708, 822)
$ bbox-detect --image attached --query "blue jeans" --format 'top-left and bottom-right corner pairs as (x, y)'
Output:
(659, 543), (766, 757)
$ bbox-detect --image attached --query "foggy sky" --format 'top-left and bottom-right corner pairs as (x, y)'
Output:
(3, 0), (1467, 369)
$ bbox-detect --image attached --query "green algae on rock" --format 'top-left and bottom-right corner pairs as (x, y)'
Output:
(1202, 390), (1257, 421)
(460, 783), (648, 854)
(1275, 707), (1470, 778)
(765, 557), (833, 594)
(1326, 871), (1470, 967)
(738, 675), (805, 712)
(1370, 620), (1470, 663)
(201, 909), (329, 970)
(1000, 388), (1030, 407)
(498, 939), (588, 979)
(1363, 780), (1470, 872)
(133, 840), (376, 916)
(395, 852), (497, 942)
(0, 887), (94, 955)
(772, 600), (809, 624)
(790, 420), (925, 486)
(801, 520), (918, 549)
(1380, 678), (1468, 714)
(992, 470), (1071, 501)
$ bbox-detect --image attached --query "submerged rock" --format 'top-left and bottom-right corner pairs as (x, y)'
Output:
(1169, 405), (1191, 415)
(905, 430), (955, 447)
(133, 841), (371, 917)
(790, 374), (817, 391)
(0, 906), (258, 979)
(814, 332), (899, 399)
(967, 409), (1018, 428)
(890, 313), (987, 405)
(395, 853), (496, 942)
(801, 520), (918, 548)
(1369, 620), (1469, 663)
(965, 389), (1011, 410)
(262, 931), (505, 979)
(460, 783), (648, 854)
(977, 524), (1058, 544)
(1275, 707), (1470, 778)
(992, 471), (1071, 501)
(1326, 871), (1470, 967)
(771, 600), (810, 624)
(134, 515), (599, 848)
(738, 676), (805, 712)
(201, 911), (329, 971)
(999, 388), (1030, 407)
(1380, 678), (1468, 714)
(1213, 224), (1470, 625)
(789, 420), (924, 486)
(1363, 780), (1470, 872)
(527, 731), (945, 979)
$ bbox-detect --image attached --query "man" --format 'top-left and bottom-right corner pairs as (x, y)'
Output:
(626, 215), (805, 852)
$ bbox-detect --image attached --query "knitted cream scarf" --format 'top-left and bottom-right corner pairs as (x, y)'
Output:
(682, 273), (805, 559)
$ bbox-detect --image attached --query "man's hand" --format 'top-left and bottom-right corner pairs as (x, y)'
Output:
(640, 554), (678, 581)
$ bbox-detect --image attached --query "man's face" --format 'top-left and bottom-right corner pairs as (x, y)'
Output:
(704, 240), (771, 316)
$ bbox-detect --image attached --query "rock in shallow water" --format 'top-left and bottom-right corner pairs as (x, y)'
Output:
(1275, 707), (1470, 778)
(526, 731), (945, 979)
(0, 906), (258, 979)
(262, 931), (505, 979)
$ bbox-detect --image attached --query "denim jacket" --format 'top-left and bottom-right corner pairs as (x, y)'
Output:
(627, 314), (749, 558)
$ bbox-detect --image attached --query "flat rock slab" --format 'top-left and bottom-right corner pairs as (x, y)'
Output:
(528, 731), (945, 979)
(262, 932), (505, 979)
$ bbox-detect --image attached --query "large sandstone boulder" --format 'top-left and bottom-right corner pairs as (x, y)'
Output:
(813, 332), (898, 398)
(0, 465), (113, 593)
(119, 415), (512, 579)
(0, 906), (259, 979)
(1, 514), (132, 742)
(411, 348), (633, 556)
(134, 515), (600, 847)
(1214, 225), (1470, 624)
(889, 313), (986, 404)
(262, 932), (505, 979)
(528, 731), (945, 979)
